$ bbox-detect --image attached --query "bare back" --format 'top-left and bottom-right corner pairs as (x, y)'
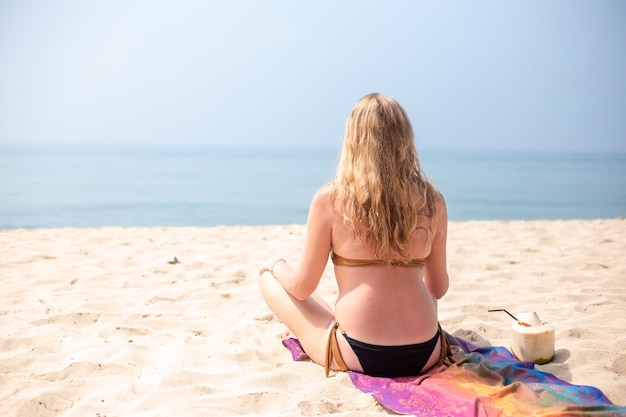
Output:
(327, 187), (448, 346)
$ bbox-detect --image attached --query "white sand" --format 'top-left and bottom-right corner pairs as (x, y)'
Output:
(1, 219), (625, 416)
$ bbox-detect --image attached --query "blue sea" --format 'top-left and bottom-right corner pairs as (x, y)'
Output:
(1, 144), (625, 228)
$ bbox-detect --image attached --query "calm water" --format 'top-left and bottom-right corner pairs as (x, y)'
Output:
(1, 144), (624, 228)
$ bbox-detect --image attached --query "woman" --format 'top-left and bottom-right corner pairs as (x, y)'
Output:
(259, 93), (450, 377)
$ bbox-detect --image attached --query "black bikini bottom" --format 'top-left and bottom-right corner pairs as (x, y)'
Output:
(324, 322), (452, 378)
(343, 328), (441, 377)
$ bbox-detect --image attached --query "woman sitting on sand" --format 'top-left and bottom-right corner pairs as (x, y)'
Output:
(259, 93), (450, 377)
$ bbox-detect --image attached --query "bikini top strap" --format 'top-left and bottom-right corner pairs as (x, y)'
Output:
(331, 251), (425, 267)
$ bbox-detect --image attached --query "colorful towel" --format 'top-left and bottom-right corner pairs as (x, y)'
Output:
(282, 334), (626, 416)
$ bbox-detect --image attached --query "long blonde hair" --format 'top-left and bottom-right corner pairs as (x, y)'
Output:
(331, 93), (440, 261)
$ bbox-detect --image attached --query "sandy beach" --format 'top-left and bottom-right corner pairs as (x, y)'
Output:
(1, 219), (625, 416)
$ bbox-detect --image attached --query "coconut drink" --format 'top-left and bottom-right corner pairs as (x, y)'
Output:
(489, 309), (555, 364)
(510, 312), (555, 364)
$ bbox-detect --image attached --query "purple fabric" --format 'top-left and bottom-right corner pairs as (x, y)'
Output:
(282, 334), (626, 416)
(281, 337), (309, 361)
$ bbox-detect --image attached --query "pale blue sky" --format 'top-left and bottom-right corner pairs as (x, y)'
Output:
(1, 1), (625, 152)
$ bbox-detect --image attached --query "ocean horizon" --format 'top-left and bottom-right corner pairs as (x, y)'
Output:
(1, 144), (625, 229)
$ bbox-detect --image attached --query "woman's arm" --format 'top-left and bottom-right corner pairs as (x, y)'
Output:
(423, 194), (450, 300)
(260, 188), (333, 301)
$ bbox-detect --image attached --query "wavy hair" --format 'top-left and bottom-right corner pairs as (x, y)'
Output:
(331, 93), (440, 261)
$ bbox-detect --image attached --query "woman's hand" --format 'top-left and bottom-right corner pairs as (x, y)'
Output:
(259, 258), (286, 277)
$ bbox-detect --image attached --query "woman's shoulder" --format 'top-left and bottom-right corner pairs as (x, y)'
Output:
(433, 188), (446, 208)
(311, 182), (335, 210)
(315, 181), (335, 200)
(421, 181), (446, 212)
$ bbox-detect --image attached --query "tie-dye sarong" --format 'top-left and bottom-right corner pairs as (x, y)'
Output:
(282, 333), (625, 416)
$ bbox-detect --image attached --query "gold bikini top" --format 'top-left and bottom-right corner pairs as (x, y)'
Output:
(331, 251), (426, 267)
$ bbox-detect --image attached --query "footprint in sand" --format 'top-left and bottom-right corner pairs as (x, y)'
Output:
(254, 313), (280, 324)
(298, 399), (341, 416)
(98, 326), (152, 339)
(612, 354), (626, 375)
(184, 329), (209, 345)
(30, 312), (99, 328)
(148, 294), (185, 303)
(210, 277), (244, 289)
